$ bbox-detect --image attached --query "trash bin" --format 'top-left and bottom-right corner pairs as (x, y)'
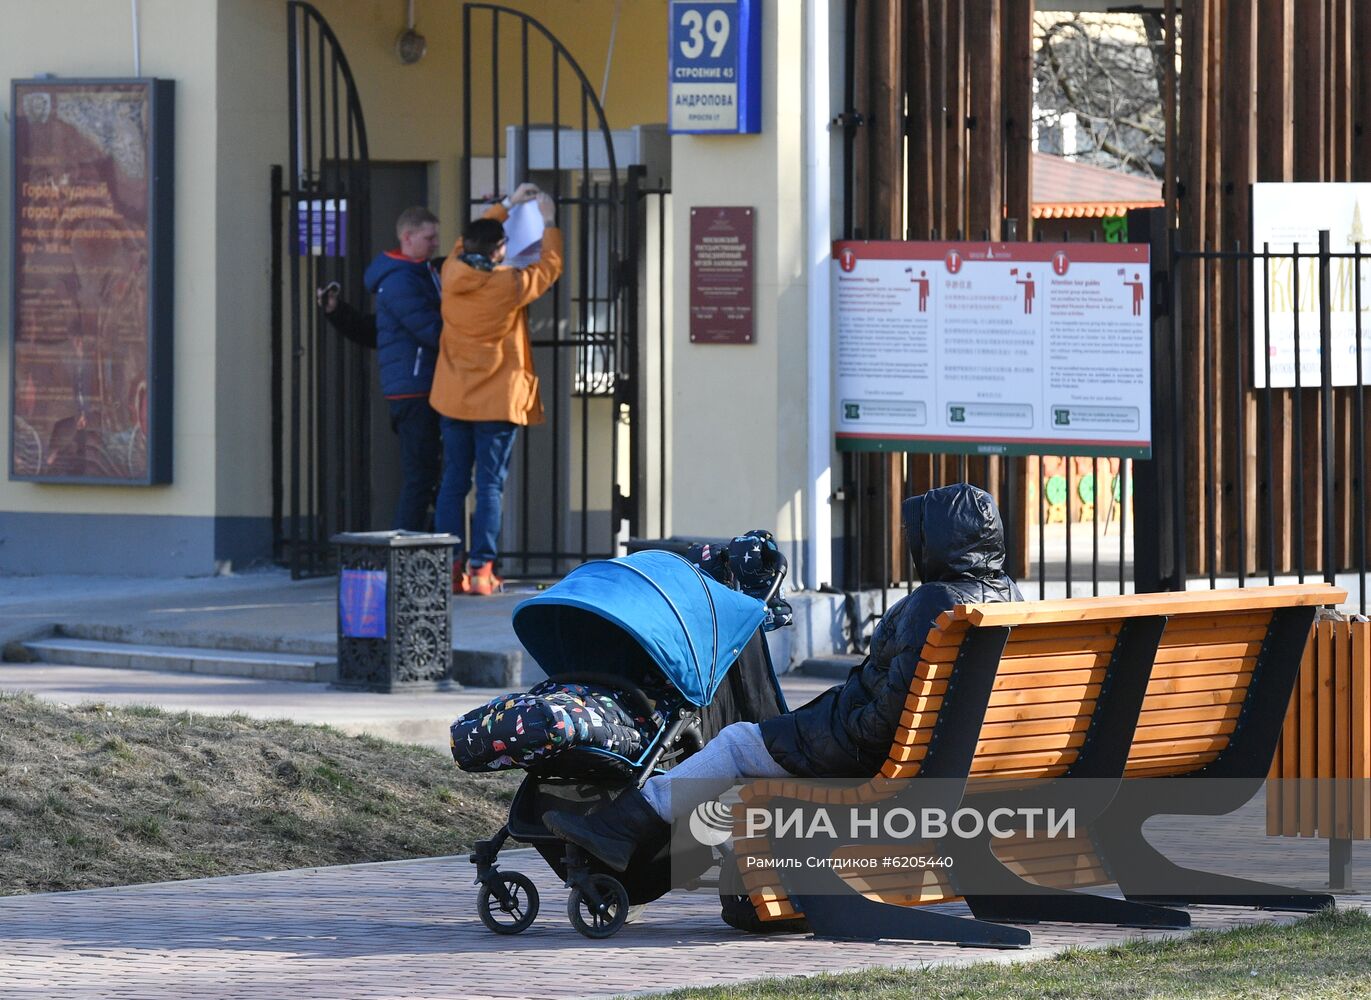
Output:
(331, 530), (460, 692)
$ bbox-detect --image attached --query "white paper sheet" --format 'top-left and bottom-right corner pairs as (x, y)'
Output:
(502, 199), (545, 268)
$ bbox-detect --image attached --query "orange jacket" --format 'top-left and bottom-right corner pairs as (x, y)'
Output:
(429, 204), (564, 425)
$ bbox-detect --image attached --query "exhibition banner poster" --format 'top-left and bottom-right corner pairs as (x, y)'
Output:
(1250, 182), (1371, 388)
(834, 241), (1152, 458)
(10, 78), (174, 484)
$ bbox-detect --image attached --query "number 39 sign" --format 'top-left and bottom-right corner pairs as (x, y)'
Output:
(669, 0), (762, 134)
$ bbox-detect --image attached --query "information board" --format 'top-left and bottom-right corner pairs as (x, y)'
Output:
(668, 0), (762, 134)
(834, 241), (1152, 458)
(689, 206), (754, 343)
(10, 78), (174, 484)
(1251, 182), (1371, 387)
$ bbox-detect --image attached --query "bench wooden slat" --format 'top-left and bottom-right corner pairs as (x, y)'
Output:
(987, 651), (1113, 674)
(1140, 688), (1248, 711)
(1153, 624), (1272, 645)
(974, 731), (1087, 756)
(1127, 734), (1230, 758)
(988, 682), (1104, 707)
(1149, 658), (1256, 680)
(1131, 718), (1237, 742)
(981, 700), (1098, 724)
(1135, 703), (1242, 727)
(978, 715), (1092, 739)
(970, 748), (1080, 772)
(999, 635), (1119, 657)
(957, 584), (1341, 627)
(1318, 620), (1334, 836)
(1300, 623), (1318, 835)
(992, 666), (1107, 690)
(1144, 674), (1252, 696)
(1152, 642), (1264, 663)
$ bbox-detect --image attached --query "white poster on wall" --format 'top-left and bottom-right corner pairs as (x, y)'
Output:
(833, 241), (1152, 458)
(1251, 182), (1371, 387)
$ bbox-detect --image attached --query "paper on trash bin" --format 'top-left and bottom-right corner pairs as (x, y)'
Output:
(502, 199), (545, 268)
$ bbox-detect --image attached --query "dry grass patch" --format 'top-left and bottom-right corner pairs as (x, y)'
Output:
(0, 692), (517, 895)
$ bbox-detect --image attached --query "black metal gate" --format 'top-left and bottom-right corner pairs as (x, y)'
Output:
(461, 3), (634, 577)
(271, 1), (372, 578)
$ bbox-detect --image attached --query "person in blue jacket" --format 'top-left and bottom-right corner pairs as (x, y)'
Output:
(362, 206), (444, 530)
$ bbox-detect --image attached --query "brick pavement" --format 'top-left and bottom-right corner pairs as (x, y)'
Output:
(1, 839), (1365, 1000)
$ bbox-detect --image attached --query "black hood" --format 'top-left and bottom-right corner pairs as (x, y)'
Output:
(901, 483), (1006, 584)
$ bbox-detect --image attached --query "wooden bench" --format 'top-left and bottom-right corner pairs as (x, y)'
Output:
(734, 584), (1343, 946)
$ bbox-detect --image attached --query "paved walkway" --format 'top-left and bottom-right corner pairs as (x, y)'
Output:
(2, 849), (1364, 1000)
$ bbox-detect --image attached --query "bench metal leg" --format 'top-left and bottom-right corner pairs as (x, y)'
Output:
(775, 858), (1029, 948)
(790, 889), (1031, 948)
(949, 833), (1189, 928)
(1095, 817), (1335, 912)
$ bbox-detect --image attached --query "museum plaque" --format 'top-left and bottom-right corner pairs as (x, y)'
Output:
(10, 78), (174, 484)
(689, 206), (754, 344)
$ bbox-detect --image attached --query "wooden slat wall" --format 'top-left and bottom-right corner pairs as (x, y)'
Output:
(1267, 615), (1371, 838)
(849, 0), (1033, 587)
(1184, 0), (1371, 578)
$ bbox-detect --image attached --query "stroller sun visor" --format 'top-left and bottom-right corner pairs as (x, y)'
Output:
(512, 550), (767, 707)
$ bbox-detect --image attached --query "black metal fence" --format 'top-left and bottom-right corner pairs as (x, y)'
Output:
(271, 1), (372, 579)
(1134, 212), (1368, 615)
(460, 3), (633, 577)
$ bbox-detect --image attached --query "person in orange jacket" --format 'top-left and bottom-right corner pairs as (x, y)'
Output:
(430, 182), (562, 595)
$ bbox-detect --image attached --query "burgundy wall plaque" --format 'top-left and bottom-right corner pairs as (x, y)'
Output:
(10, 79), (174, 484)
(689, 206), (754, 344)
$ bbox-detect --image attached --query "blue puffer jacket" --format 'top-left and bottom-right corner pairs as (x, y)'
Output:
(363, 252), (442, 397)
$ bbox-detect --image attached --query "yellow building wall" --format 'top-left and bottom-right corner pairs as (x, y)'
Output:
(0, 0), (221, 520)
(667, 0), (812, 561)
(1, 0), (668, 545)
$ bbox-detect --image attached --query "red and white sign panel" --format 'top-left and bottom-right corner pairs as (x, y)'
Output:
(833, 241), (1151, 458)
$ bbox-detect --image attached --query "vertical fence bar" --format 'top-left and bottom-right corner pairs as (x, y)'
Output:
(491, 13), (500, 202)
(658, 190), (667, 537)
(1119, 459), (1128, 594)
(1038, 456), (1046, 599)
(550, 47), (562, 570)
(579, 90), (591, 561)
(1292, 244), (1306, 582)
(270, 164), (284, 559)
(461, 5), (472, 225)
(1170, 230), (1187, 589)
(518, 18), (531, 574)
(1318, 231), (1336, 585)
(287, 9), (301, 577)
(1203, 245), (1217, 588)
(1064, 455), (1073, 595)
(1262, 244), (1276, 585)
(1232, 243), (1247, 588)
(1356, 241), (1366, 614)
(1091, 455), (1099, 595)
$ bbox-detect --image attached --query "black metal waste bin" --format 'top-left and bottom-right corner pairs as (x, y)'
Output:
(331, 530), (460, 692)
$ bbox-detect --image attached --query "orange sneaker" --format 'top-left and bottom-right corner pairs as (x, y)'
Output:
(468, 562), (504, 596)
(452, 559), (470, 595)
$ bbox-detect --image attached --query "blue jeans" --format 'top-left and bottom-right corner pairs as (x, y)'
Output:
(435, 418), (518, 565)
(387, 397), (441, 532)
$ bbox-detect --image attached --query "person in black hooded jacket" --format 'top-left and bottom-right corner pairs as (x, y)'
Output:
(544, 482), (1024, 873)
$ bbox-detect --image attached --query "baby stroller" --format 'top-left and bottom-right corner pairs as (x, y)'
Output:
(459, 543), (790, 939)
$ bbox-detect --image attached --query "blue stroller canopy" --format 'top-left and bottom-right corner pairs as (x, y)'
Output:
(511, 550), (767, 707)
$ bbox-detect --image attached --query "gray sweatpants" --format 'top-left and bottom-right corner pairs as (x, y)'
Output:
(641, 721), (794, 822)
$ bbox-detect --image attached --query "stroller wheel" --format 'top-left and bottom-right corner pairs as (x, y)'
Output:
(566, 874), (630, 939)
(477, 871), (539, 935)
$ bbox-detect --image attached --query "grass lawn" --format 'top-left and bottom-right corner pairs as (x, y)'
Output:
(640, 908), (1371, 1000)
(0, 691), (518, 895)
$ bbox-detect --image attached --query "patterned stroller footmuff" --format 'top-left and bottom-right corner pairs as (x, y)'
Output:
(451, 681), (662, 773)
